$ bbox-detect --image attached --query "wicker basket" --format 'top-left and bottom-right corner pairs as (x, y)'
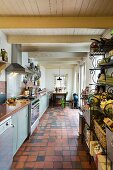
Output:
(94, 120), (106, 149)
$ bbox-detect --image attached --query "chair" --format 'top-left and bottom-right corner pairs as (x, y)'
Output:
(73, 93), (78, 108)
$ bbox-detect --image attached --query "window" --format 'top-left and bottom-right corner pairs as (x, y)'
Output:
(54, 74), (67, 90)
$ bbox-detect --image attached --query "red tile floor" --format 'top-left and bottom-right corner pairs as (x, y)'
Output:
(11, 107), (95, 170)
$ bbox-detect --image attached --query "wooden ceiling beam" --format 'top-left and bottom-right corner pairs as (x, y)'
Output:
(38, 61), (79, 64)
(0, 16), (113, 28)
(8, 35), (100, 43)
(32, 57), (84, 61)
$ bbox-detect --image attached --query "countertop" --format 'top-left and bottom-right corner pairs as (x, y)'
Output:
(0, 100), (30, 122)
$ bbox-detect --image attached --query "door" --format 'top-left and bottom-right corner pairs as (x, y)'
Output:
(12, 113), (18, 156)
(17, 106), (28, 149)
(0, 124), (13, 169)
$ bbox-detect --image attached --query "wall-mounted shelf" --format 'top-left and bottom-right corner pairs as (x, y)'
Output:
(89, 68), (102, 71)
(90, 52), (105, 56)
(0, 61), (9, 72)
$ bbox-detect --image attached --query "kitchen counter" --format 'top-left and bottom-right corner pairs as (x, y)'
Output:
(0, 100), (30, 122)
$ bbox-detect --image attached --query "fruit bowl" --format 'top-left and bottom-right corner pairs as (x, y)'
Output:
(7, 98), (16, 104)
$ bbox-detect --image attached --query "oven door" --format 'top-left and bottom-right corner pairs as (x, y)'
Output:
(30, 102), (39, 134)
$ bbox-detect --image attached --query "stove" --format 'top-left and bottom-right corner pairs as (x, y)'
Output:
(17, 95), (36, 101)
(17, 95), (40, 135)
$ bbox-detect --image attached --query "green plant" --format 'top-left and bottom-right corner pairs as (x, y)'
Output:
(61, 98), (65, 108)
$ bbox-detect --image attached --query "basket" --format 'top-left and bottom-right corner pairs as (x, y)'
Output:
(94, 120), (106, 149)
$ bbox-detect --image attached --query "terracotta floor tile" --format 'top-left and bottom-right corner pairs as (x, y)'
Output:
(15, 162), (25, 168)
(18, 156), (28, 161)
(46, 150), (55, 155)
(71, 156), (80, 161)
(34, 162), (44, 168)
(63, 146), (70, 150)
(45, 156), (54, 161)
(44, 161), (53, 168)
(22, 151), (31, 156)
(24, 162), (35, 168)
(53, 156), (63, 161)
(63, 162), (72, 169)
(53, 161), (63, 168)
(63, 150), (70, 156)
(30, 151), (39, 156)
(63, 156), (71, 161)
(55, 146), (62, 151)
(39, 151), (46, 156)
(27, 155), (37, 161)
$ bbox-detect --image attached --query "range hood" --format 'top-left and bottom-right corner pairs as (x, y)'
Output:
(6, 44), (32, 74)
(6, 63), (32, 73)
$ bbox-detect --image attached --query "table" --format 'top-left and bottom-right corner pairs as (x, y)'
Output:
(52, 91), (68, 107)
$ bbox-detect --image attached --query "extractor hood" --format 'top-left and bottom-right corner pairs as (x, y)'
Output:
(6, 63), (32, 73)
(6, 44), (32, 74)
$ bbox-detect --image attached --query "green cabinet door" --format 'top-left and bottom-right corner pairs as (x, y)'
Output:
(12, 106), (29, 155)
(12, 113), (18, 156)
(17, 106), (28, 149)
(39, 95), (49, 119)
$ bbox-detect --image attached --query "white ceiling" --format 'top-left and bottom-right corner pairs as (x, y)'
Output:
(0, 0), (113, 16)
(0, 0), (112, 68)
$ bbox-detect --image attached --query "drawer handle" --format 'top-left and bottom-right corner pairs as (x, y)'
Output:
(11, 124), (15, 128)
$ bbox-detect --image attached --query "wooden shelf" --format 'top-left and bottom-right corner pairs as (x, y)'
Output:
(89, 68), (101, 71)
(0, 62), (9, 72)
(90, 52), (105, 56)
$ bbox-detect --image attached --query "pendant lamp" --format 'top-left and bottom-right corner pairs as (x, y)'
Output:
(57, 67), (62, 80)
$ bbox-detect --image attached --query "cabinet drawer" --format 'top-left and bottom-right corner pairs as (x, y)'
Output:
(106, 127), (113, 163)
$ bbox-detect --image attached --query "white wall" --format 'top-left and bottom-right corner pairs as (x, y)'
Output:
(45, 68), (74, 100)
(22, 52), (29, 67)
(0, 31), (11, 81)
(40, 66), (46, 89)
(7, 73), (24, 98)
(85, 53), (92, 87)
(73, 64), (79, 94)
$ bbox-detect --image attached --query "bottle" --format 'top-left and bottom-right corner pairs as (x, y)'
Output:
(1, 49), (8, 62)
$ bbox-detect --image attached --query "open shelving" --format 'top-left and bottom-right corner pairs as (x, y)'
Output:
(80, 38), (113, 170)
(0, 61), (9, 72)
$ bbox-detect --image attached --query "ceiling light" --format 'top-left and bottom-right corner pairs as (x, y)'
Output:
(57, 67), (62, 81)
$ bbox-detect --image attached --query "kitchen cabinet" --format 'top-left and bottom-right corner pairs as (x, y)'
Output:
(0, 117), (13, 170)
(17, 106), (28, 149)
(12, 113), (18, 156)
(12, 106), (28, 156)
(39, 94), (49, 119)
